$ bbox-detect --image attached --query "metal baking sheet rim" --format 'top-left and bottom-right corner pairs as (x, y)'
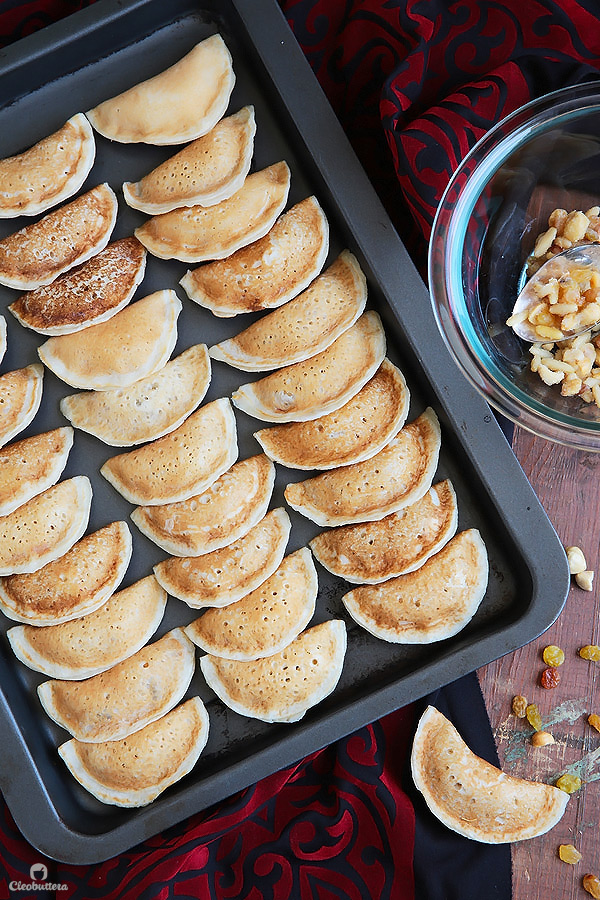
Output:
(0, 0), (569, 863)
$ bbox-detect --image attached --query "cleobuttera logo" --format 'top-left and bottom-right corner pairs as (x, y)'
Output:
(30, 863), (48, 881)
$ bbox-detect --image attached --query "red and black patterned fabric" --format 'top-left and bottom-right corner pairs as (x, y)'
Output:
(2, 0), (600, 896)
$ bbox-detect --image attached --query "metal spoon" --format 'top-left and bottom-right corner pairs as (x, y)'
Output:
(508, 243), (600, 342)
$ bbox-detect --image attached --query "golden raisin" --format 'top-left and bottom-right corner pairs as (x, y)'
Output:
(526, 703), (543, 731)
(588, 714), (600, 734)
(559, 843), (582, 864)
(511, 695), (528, 718)
(541, 667), (561, 689)
(583, 874), (600, 898)
(543, 645), (565, 667)
(580, 645), (600, 661)
(556, 773), (582, 794)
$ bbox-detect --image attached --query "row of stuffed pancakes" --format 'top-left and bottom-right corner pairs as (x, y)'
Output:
(0, 33), (488, 809)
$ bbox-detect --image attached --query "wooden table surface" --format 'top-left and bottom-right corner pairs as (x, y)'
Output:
(478, 428), (600, 899)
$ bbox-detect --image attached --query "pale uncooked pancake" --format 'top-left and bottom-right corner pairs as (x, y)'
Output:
(59, 696), (210, 807)
(284, 407), (441, 526)
(132, 453), (275, 556)
(341, 529), (488, 643)
(0, 113), (95, 218)
(38, 289), (181, 390)
(101, 397), (237, 506)
(232, 311), (386, 423)
(0, 475), (92, 576)
(60, 344), (211, 447)
(180, 195), (329, 317)
(153, 507), (291, 608)
(0, 520), (132, 625)
(135, 162), (291, 262)
(0, 426), (73, 516)
(185, 547), (318, 660)
(200, 619), (347, 723)
(86, 34), (234, 144)
(310, 480), (458, 583)
(9, 237), (147, 335)
(38, 628), (196, 742)
(208, 251), (367, 371)
(123, 106), (256, 214)
(0, 315), (5, 363)
(411, 706), (569, 842)
(0, 183), (118, 290)
(7, 574), (166, 679)
(0, 365), (44, 449)
(255, 359), (410, 470)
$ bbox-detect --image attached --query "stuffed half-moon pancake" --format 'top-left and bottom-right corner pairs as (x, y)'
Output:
(8, 574), (166, 679)
(9, 237), (147, 335)
(0, 365), (44, 449)
(0, 475), (92, 576)
(0, 426), (73, 516)
(180, 196), (329, 317)
(86, 34), (234, 145)
(132, 453), (275, 556)
(411, 706), (569, 842)
(135, 162), (290, 262)
(255, 360), (409, 470)
(185, 547), (317, 660)
(59, 696), (210, 807)
(341, 529), (488, 643)
(200, 619), (346, 723)
(232, 311), (386, 423)
(0, 521), (132, 625)
(0, 183), (118, 290)
(102, 398), (237, 506)
(60, 344), (211, 447)
(154, 507), (291, 608)
(38, 289), (181, 390)
(0, 113), (95, 218)
(123, 106), (256, 214)
(310, 480), (458, 583)
(284, 408), (441, 526)
(38, 628), (196, 742)
(209, 251), (367, 371)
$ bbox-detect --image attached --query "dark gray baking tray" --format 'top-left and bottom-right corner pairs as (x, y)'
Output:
(0, 0), (570, 864)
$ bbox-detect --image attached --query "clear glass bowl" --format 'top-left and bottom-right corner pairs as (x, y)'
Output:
(428, 82), (600, 451)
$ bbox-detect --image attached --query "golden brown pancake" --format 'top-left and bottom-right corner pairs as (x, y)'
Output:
(132, 453), (275, 556)
(153, 507), (291, 608)
(209, 251), (367, 371)
(254, 359), (410, 469)
(123, 106), (256, 214)
(180, 196), (329, 317)
(185, 547), (318, 660)
(59, 697), (210, 807)
(411, 706), (569, 842)
(232, 311), (386, 423)
(101, 397), (237, 506)
(38, 289), (181, 390)
(0, 426), (73, 516)
(200, 619), (347, 723)
(341, 529), (488, 643)
(60, 344), (211, 447)
(0, 183), (117, 290)
(0, 365), (44, 449)
(8, 237), (147, 335)
(0, 521), (132, 625)
(86, 34), (235, 145)
(309, 480), (458, 583)
(0, 113), (95, 218)
(0, 476), (92, 576)
(7, 574), (166, 679)
(38, 628), (196, 742)
(284, 408), (441, 526)
(135, 162), (291, 262)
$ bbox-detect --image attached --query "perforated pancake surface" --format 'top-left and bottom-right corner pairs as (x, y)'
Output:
(0, 426), (73, 516)
(0, 365), (44, 449)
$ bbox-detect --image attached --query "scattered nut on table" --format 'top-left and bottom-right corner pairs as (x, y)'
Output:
(576, 569), (594, 591)
(566, 544), (587, 574)
(531, 730), (555, 747)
